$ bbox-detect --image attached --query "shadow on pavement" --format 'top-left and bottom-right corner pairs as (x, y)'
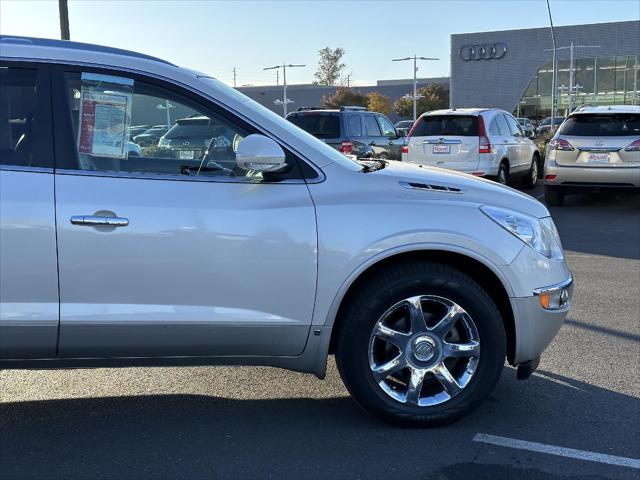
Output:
(1, 369), (638, 480)
(548, 192), (640, 260)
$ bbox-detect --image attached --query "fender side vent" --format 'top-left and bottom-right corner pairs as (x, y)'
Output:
(401, 181), (463, 193)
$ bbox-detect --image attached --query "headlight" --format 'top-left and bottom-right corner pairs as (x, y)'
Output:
(481, 206), (564, 260)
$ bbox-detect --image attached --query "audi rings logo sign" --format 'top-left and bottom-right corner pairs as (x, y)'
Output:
(458, 43), (507, 61)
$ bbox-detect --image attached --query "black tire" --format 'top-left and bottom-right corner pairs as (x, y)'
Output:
(544, 187), (565, 206)
(496, 161), (509, 185)
(522, 155), (539, 190)
(334, 261), (506, 427)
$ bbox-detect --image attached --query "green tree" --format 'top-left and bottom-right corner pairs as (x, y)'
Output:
(394, 84), (449, 118)
(367, 92), (392, 115)
(314, 47), (346, 86)
(322, 87), (368, 109)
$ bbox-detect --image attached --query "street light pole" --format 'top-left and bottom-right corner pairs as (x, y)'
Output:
(392, 55), (439, 122)
(58, 0), (70, 40)
(546, 0), (557, 133)
(263, 63), (305, 117)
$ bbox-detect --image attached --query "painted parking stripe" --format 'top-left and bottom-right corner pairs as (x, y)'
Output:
(473, 433), (640, 470)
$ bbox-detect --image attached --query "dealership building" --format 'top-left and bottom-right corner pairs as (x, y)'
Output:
(238, 20), (639, 121)
(450, 20), (639, 120)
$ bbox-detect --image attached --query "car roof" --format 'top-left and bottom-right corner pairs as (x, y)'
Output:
(0, 35), (199, 85)
(570, 105), (640, 115)
(422, 108), (499, 117)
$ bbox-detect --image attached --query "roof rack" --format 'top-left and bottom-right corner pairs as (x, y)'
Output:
(340, 106), (368, 111)
(295, 106), (333, 111)
(0, 35), (176, 67)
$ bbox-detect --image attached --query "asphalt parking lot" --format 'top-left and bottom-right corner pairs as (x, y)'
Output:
(1, 187), (638, 480)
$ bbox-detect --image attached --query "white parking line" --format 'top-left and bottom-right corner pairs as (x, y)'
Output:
(473, 433), (640, 470)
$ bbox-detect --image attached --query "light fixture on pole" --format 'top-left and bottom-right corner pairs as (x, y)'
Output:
(263, 63), (306, 117)
(392, 55), (439, 122)
(157, 101), (175, 128)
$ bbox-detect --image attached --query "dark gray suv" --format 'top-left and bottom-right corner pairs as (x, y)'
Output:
(287, 106), (404, 160)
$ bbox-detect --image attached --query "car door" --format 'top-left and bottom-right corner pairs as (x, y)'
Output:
(51, 66), (318, 358)
(504, 113), (531, 173)
(363, 114), (386, 157)
(376, 115), (402, 160)
(0, 62), (59, 359)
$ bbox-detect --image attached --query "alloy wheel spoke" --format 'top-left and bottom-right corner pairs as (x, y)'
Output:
(443, 340), (480, 358)
(371, 355), (407, 381)
(432, 363), (461, 397)
(431, 304), (463, 338)
(405, 367), (427, 405)
(407, 297), (428, 334)
(372, 323), (410, 351)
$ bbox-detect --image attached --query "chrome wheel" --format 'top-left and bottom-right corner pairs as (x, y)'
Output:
(530, 159), (538, 184)
(497, 165), (508, 185)
(368, 295), (480, 407)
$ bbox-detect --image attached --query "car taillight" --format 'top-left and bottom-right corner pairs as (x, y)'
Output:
(549, 138), (575, 151)
(624, 139), (640, 151)
(401, 145), (408, 154)
(478, 116), (491, 154)
(340, 141), (353, 154)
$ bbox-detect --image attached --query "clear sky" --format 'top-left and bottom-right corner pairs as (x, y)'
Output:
(1, 0), (638, 86)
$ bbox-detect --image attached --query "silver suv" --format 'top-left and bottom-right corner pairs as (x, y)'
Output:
(404, 108), (540, 188)
(0, 36), (572, 427)
(544, 106), (640, 206)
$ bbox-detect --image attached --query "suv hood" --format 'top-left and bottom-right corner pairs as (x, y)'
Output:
(372, 161), (549, 218)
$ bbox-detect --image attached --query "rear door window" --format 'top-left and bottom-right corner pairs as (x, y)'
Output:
(364, 115), (382, 137)
(411, 115), (479, 137)
(0, 65), (52, 168)
(346, 115), (362, 137)
(559, 114), (640, 136)
(288, 113), (341, 138)
(504, 114), (524, 137)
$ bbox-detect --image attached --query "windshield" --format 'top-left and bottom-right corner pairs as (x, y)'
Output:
(288, 114), (341, 138)
(411, 115), (479, 137)
(197, 77), (362, 171)
(560, 114), (640, 136)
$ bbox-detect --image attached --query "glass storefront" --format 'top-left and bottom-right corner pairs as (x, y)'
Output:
(516, 54), (639, 121)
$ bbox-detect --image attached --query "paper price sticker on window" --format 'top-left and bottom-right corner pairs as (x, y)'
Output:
(78, 91), (130, 158)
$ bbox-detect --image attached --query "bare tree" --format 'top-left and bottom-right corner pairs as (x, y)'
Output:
(314, 47), (346, 86)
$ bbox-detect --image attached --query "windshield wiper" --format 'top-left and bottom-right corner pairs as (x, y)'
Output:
(181, 164), (224, 175)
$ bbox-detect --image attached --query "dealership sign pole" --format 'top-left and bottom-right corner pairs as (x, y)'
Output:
(546, 0), (557, 133)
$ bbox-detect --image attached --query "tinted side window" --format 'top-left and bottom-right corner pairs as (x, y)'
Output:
(489, 118), (502, 136)
(0, 66), (50, 168)
(346, 115), (362, 137)
(559, 114), (640, 136)
(411, 115), (479, 137)
(364, 115), (381, 136)
(60, 71), (272, 179)
(377, 116), (396, 137)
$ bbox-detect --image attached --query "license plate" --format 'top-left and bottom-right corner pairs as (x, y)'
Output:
(432, 144), (450, 154)
(179, 150), (195, 160)
(586, 153), (610, 163)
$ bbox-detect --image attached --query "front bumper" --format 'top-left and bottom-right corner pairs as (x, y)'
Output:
(510, 276), (573, 365)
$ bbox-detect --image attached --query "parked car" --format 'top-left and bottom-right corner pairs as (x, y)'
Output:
(287, 106), (403, 160)
(517, 117), (535, 138)
(395, 120), (414, 137)
(403, 108), (540, 189)
(133, 125), (169, 147)
(544, 105), (640, 206)
(157, 115), (234, 160)
(0, 36), (573, 427)
(128, 124), (152, 139)
(536, 117), (565, 137)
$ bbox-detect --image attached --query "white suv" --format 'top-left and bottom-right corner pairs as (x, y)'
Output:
(403, 108), (540, 189)
(0, 37), (572, 427)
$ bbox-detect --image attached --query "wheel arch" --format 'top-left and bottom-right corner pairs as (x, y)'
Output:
(326, 248), (517, 365)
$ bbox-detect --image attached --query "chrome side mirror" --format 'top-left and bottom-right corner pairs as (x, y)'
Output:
(236, 134), (287, 172)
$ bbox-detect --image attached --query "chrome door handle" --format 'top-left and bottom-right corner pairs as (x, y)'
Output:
(70, 215), (129, 227)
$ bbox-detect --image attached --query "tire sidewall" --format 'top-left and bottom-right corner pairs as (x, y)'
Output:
(337, 265), (506, 426)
